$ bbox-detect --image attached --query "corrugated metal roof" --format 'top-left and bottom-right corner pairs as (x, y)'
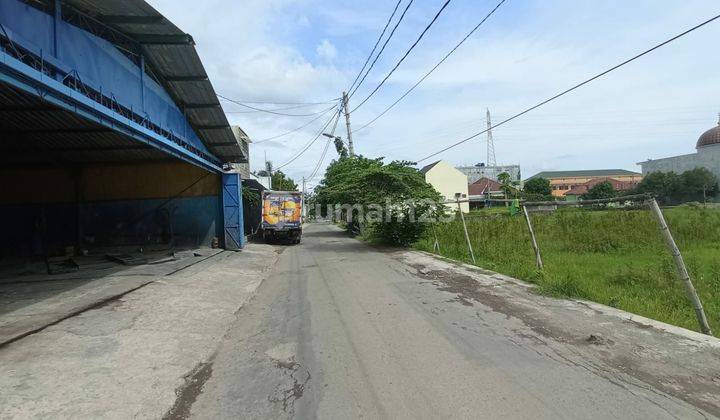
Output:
(527, 169), (642, 180)
(59, 0), (247, 163)
(0, 83), (167, 165)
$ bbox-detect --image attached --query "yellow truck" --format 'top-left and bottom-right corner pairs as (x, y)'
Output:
(261, 190), (303, 244)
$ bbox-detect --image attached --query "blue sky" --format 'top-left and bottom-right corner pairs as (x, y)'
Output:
(148, 0), (720, 187)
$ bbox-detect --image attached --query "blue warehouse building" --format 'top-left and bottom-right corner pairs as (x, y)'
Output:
(0, 0), (246, 256)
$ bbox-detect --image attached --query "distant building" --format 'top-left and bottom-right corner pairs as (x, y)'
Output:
(468, 177), (503, 196)
(230, 126), (252, 178)
(468, 177), (504, 209)
(457, 163), (521, 184)
(527, 169), (642, 198)
(564, 177), (639, 201)
(638, 117), (720, 181)
(420, 160), (469, 213)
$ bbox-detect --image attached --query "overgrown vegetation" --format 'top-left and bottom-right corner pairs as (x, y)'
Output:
(313, 156), (443, 246)
(414, 205), (720, 333)
(631, 168), (719, 204)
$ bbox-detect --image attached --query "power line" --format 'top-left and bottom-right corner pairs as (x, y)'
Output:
(252, 104), (340, 144)
(351, 0), (453, 113)
(276, 110), (341, 170)
(225, 102), (337, 114)
(416, 12), (720, 163)
(217, 97), (339, 105)
(354, 0), (507, 133)
(347, 0), (404, 93)
(348, 0), (415, 99)
(218, 94), (337, 117)
(308, 109), (343, 180)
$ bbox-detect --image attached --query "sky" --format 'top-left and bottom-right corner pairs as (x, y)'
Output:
(147, 0), (720, 189)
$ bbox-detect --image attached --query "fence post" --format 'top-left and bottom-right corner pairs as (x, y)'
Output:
(456, 196), (476, 264)
(522, 205), (543, 270)
(647, 198), (712, 335)
(432, 224), (441, 253)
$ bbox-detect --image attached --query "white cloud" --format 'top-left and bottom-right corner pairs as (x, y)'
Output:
(316, 39), (337, 62)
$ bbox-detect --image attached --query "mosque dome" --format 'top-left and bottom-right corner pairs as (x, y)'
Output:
(697, 117), (720, 149)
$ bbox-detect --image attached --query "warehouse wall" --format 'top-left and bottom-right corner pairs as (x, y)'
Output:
(0, 161), (220, 256)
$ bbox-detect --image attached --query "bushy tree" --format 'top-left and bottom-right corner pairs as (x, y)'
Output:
(581, 181), (616, 200)
(680, 167), (719, 203)
(497, 172), (519, 198)
(271, 170), (298, 191)
(523, 177), (552, 198)
(314, 156), (443, 246)
(633, 168), (719, 204)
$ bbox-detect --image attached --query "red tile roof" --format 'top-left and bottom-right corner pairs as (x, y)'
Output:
(565, 177), (639, 196)
(468, 177), (503, 195)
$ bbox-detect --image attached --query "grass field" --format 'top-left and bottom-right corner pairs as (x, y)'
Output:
(414, 205), (720, 334)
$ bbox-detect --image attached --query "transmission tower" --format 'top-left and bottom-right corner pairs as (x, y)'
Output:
(486, 108), (496, 167)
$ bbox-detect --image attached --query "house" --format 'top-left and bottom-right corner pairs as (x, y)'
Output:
(420, 160), (469, 213)
(526, 169), (642, 198)
(468, 177), (504, 209)
(638, 116), (720, 181)
(468, 177), (504, 196)
(564, 177), (639, 201)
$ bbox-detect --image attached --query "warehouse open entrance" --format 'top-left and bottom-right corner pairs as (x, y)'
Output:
(0, 84), (224, 261)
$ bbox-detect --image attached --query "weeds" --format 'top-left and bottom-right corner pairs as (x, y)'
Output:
(414, 206), (720, 333)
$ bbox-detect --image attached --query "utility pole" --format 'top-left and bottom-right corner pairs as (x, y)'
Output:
(342, 91), (354, 156)
(302, 177), (306, 219)
(486, 108), (496, 167)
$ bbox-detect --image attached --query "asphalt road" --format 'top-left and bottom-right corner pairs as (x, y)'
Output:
(184, 222), (713, 419)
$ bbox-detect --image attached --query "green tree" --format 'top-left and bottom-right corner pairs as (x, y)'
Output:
(581, 181), (616, 200)
(497, 172), (519, 199)
(271, 170), (298, 191)
(523, 177), (552, 197)
(680, 167), (719, 203)
(633, 171), (683, 204)
(314, 156), (443, 246)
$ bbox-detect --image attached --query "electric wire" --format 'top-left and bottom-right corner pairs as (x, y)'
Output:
(225, 102), (337, 114)
(348, 0), (415, 99)
(350, 0), (453, 113)
(415, 12), (720, 163)
(276, 109), (341, 170)
(218, 94), (336, 117)
(224, 98), (339, 105)
(347, 0), (404, 93)
(308, 109), (343, 180)
(354, 0), (507, 133)
(252, 104), (340, 144)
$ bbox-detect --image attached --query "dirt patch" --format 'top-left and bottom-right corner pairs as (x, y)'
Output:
(163, 362), (214, 420)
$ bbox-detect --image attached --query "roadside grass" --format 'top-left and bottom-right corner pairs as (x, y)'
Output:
(414, 206), (720, 334)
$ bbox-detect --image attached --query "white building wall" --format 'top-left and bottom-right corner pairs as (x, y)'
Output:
(639, 144), (720, 180)
(425, 161), (470, 213)
(457, 164), (521, 184)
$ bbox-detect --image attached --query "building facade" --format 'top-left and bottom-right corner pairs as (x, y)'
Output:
(638, 118), (720, 181)
(457, 164), (521, 184)
(527, 170), (643, 198)
(420, 160), (469, 213)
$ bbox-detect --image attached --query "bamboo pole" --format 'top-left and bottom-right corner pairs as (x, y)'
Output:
(456, 197), (476, 264)
(647, 198), (712, 335)
(522, 205), (543, 270)
(432, 224), (440, 253)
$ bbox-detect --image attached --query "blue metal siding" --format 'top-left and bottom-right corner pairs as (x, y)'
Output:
(221, 173), (244, 250)
(0, 0), (212, 159)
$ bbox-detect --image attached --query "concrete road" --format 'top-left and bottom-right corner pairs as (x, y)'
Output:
(185, 222), (717, 419)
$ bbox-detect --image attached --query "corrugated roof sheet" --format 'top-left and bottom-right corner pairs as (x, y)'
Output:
(61, 0), (247, 163)
(527, 169), (641, 180)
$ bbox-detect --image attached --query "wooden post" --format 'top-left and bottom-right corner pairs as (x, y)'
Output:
(456, 197), (476, 264)
(432, 224), (440, 253)
(648, 198), (712, 335)
(522, 205), (543, 270)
